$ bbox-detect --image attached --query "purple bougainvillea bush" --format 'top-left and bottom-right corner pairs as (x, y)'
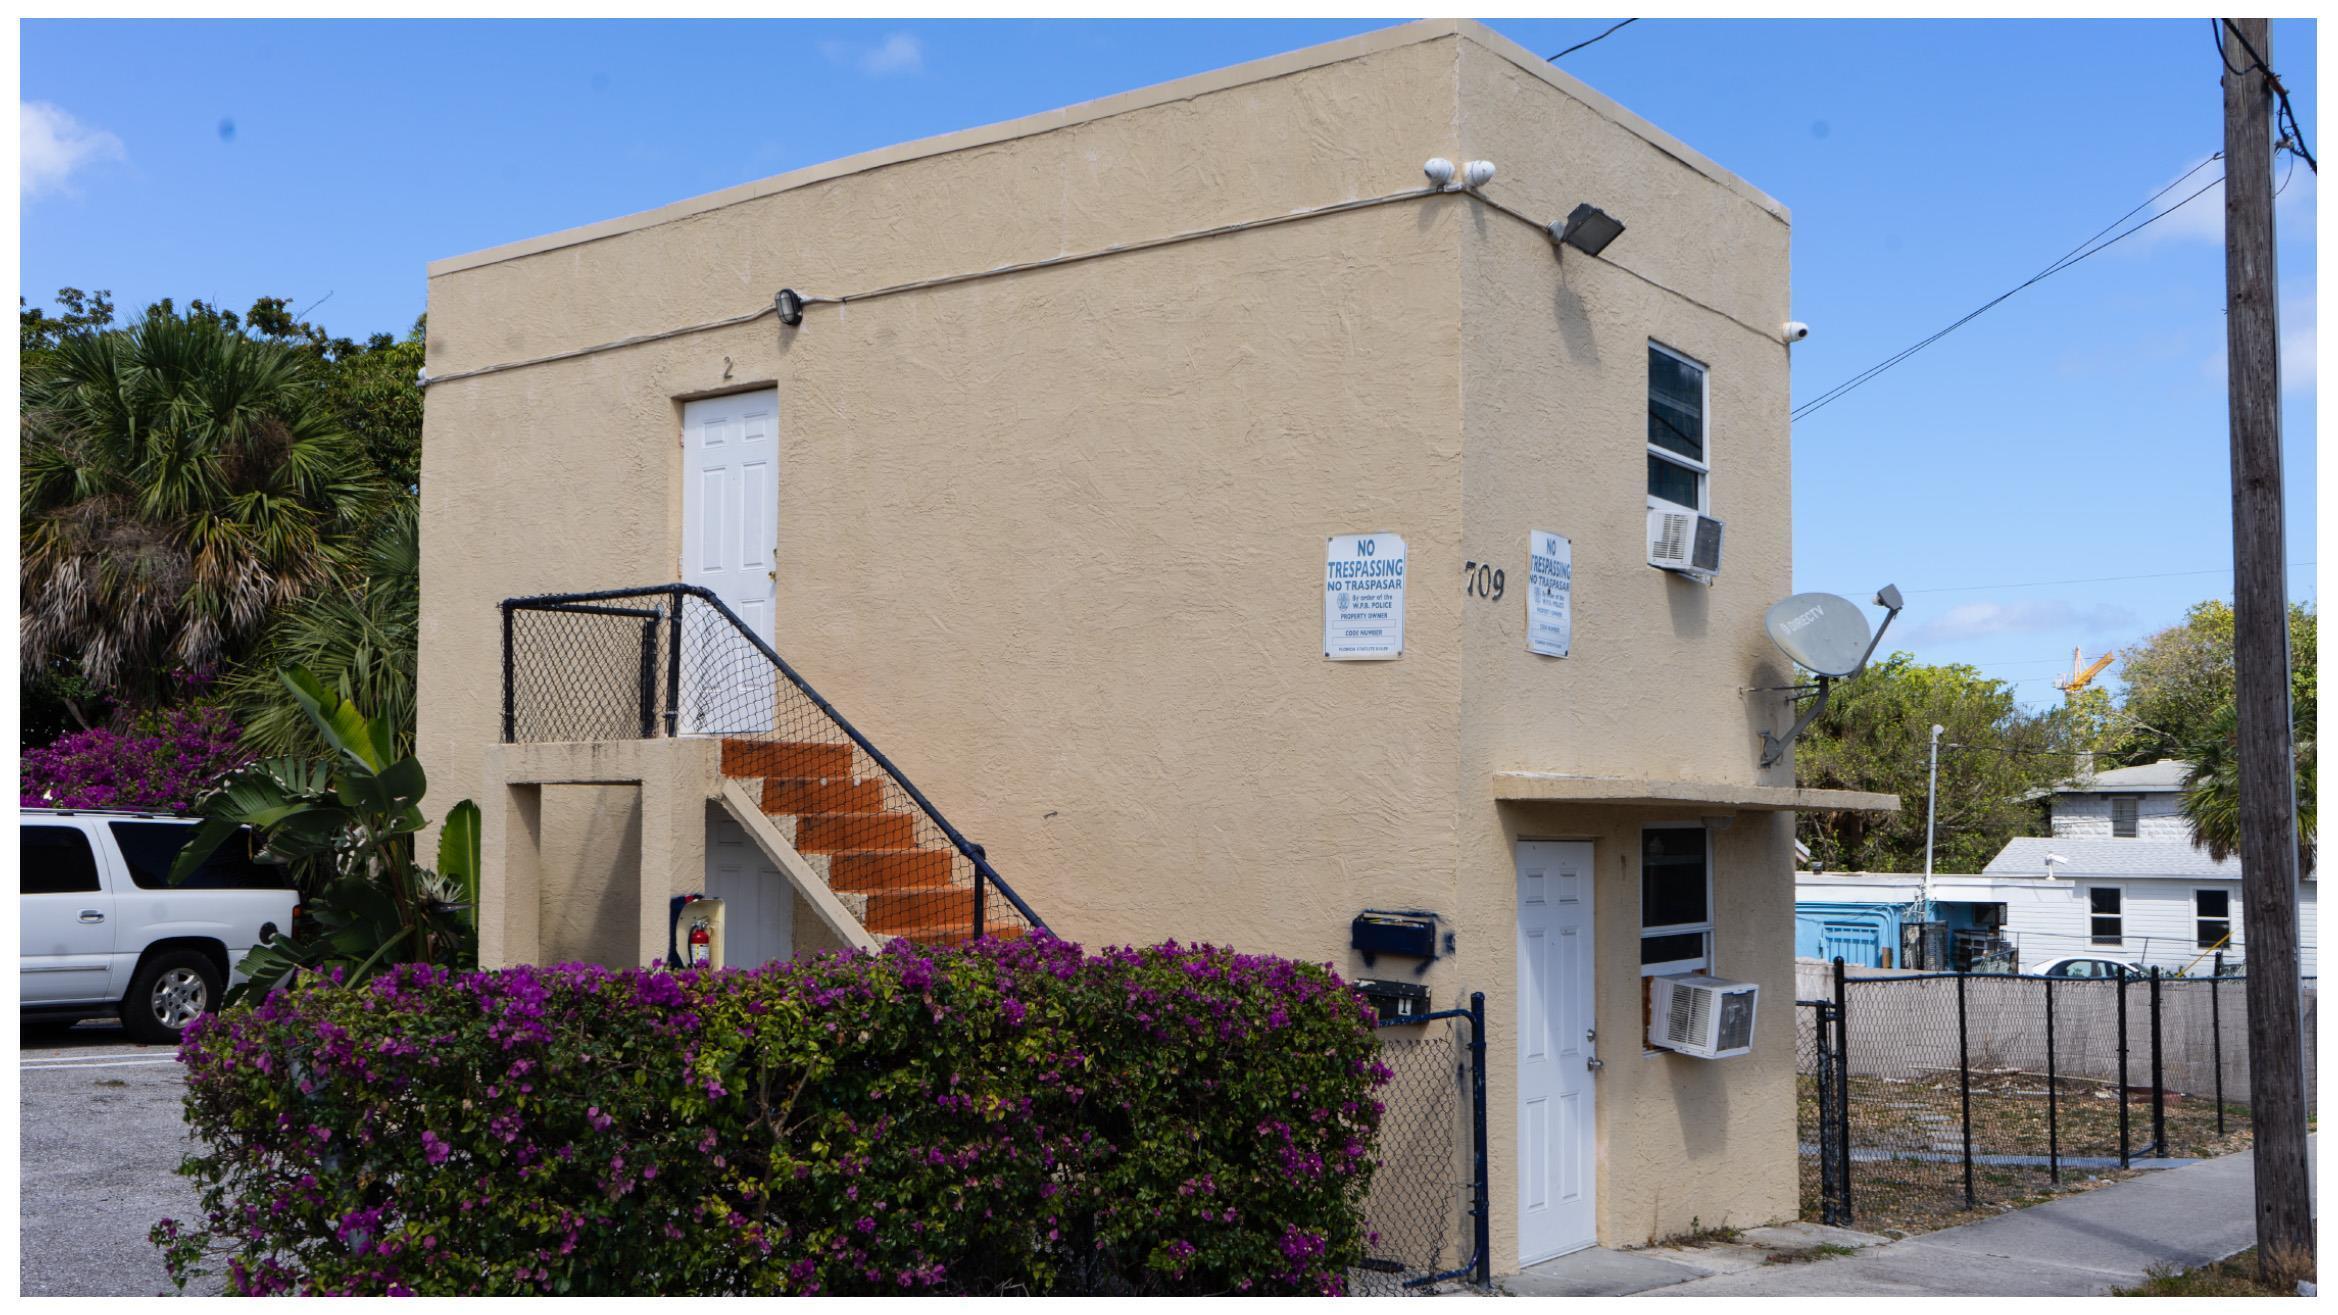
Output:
(155, 937), (1390, 1296)
(20, 705), (249, 813)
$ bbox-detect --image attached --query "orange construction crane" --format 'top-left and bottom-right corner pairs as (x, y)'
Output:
(2054, 647), (2114, 699)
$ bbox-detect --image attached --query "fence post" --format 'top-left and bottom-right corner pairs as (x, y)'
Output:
(1812, 1003), (1839, 1225)
(1956, 970), (1975, 1206)
(500, 601), (517, 743)
(1832, 957), (1852, 1222)
(2116, 968), (2131, 1170)
(663, 588), (684, 737)
(2149, 966), (2167, 1157)
(1469, 991), (1490, 1291)
(636, 617), (659, 739)
(970, 845), (987, 942)
(2044, 975), (2060, 1185)
(2211, 952), (2227, 1137)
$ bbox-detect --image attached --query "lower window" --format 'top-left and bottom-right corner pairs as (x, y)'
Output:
(1641, 825), (1713, 975)
(2195, 889), (2232, 949)
(2088, 886), (2123, 945)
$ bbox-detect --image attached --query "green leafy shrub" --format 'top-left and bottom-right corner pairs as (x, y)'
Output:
(157, 938), (1388, 1296)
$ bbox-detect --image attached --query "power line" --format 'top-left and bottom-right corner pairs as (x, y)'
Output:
(1792, 156), (2226, 422)
(1903, 561), (2316, 595)
(1549, 18), (1637, 61)
(2216, 19), (2316, 174)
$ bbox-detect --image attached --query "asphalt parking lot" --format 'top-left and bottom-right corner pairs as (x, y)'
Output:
(20, 1021), (207, 1296)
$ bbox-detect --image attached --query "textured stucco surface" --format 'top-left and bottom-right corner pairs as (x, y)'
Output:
(419, 17), (1805, 1273)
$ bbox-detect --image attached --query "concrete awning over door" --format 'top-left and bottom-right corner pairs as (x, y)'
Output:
(1493, 772), (1899, 813)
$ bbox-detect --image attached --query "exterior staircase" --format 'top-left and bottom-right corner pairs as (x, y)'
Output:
(721, 738), (1024, 946)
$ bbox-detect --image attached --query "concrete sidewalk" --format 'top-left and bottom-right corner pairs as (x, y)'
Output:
(1646, 1140), (2311, 1296)
(1507, 1138), (2311, 1297)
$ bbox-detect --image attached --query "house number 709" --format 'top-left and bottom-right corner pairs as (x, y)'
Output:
(1463, 561), (1505, 601)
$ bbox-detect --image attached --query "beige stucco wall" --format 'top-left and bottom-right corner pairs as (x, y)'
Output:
(1443, 31), (1801, 1258)
(419, 17), (1807, 1272)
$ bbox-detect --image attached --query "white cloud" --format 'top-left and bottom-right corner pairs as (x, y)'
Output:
(2126, 153), (2315, 250)
(21, 101), (124, 199)
(819, 31), (923, 76)
(1903, 600), (2138, 646)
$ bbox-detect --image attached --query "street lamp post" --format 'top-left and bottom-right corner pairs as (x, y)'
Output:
(1923, 723), (1946, 934)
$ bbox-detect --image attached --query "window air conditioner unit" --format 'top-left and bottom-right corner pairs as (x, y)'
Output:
(1647, 508), (1724, 581)
(1647, 974), (1759, 1059)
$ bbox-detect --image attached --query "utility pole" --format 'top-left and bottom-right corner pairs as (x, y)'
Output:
(2218, 16), (2313, 1286)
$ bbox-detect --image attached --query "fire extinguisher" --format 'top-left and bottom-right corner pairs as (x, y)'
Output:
(688, 920), (713, 967)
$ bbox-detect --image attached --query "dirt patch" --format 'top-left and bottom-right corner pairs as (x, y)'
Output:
(1797, 1071), (2256, 1237)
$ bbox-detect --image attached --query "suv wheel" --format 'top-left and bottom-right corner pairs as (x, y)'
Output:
(124, 950), (223, 1045)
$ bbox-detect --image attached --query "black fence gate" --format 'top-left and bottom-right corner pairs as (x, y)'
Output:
(1796, 958), (2301, 1231)
(1356, 993), (1490, 1294)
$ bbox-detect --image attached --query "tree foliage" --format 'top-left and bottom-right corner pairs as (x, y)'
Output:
(2111, 599), (2316, 766)
(19, 287), (424, 754)
(21, 304), (385, 708)
(1794, 653), (2108, 874)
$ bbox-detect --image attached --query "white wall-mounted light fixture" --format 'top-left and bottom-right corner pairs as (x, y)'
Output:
(1423, 157), (1456, 188)
(2042, 852), (2072, 880)
(1463, 159), (1497, 189)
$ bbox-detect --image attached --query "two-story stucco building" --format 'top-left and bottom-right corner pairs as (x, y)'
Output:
(416, 19), (1893, 1268)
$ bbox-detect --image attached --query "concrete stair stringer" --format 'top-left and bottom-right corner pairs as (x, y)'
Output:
(715, 778), (881, 953)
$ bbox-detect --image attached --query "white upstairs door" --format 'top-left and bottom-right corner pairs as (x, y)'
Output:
(1516, 840), (1598, 1264)
(680, 390), (780, 734)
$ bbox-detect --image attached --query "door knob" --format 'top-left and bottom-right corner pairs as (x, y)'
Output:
(1586, 1055), (1604, 1072)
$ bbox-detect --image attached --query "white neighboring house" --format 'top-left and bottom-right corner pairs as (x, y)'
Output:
(1993, 758), (2316, 976)
(1796, 760), (2318, 978)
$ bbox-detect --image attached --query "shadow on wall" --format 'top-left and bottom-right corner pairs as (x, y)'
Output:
(540, 784), (645, 969)
(1552, 275), (1599, 368)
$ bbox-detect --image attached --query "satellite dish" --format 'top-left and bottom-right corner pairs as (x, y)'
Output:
(1764, 592), (1874, 679)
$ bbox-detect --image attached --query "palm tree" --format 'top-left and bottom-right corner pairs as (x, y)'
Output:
(21, 308), (384, 711)
(2180, 700), (2317, 877)
(224, 499), (419, 758)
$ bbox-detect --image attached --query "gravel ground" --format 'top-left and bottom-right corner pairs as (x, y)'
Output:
(20, 1021), (207, 1296)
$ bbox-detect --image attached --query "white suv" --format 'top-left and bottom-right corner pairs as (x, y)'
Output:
(21, 811), (298, 1044)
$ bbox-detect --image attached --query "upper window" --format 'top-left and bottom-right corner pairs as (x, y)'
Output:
(1641, 825), (1713, 975)
(1647, 342), (1708, 513)
(22, 825), (100, 895)
(2088, 886), (2124, 945)
(2110, 796), (2141, 838)
(2195, 889), (2232, 949)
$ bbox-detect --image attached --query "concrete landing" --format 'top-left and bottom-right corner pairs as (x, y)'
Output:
(1506, 1223), (1886, 1296)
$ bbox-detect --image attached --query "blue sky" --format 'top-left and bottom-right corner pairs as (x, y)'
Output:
(21, 18), (2317, 706)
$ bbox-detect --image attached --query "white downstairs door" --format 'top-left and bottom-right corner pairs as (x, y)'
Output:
(1516, 840), (1598, 1264)
(681, 391), (779, 734)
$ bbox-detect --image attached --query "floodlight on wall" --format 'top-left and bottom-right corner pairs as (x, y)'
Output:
(1462, 159), (1497, 189)
(1423, 157), (1456, 188)
(1549, 203), (1626, 259)
(775, 288), (805, 327)
(2042, 852), (2071, 881)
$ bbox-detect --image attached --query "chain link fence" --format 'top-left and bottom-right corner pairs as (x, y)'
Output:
(1796, 961), (2304, 1233)
(502, 585), (1046, 947)
(1354, 996), (1488, 1295)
